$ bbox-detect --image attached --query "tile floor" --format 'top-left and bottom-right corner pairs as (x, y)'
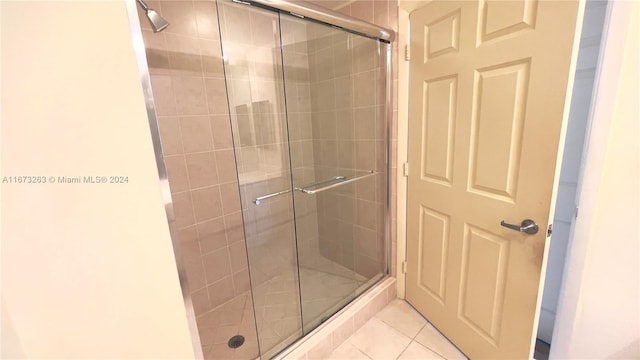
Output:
(327, 299), (468, 360)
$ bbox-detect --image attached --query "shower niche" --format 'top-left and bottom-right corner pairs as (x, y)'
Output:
(217, 0), (390, 357)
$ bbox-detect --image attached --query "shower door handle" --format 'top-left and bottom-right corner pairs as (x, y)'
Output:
(252, 176), (347, 205)
(253, 189), (292, 205)
(298, 171), (377, 195)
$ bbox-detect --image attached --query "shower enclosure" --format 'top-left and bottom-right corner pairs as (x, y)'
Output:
(137, 0), (392, 357)
(217, 1), (391, 357)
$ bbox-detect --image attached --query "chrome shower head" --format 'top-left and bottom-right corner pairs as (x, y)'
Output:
(136, 0), (169, 33)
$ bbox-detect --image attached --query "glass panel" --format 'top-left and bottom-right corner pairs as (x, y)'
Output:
(217, 2), (303, 358)
(280, 16), (388, 333)
(219, 1), (389, 357)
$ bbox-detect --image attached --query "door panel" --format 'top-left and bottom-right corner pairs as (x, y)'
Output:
(406, 0), (580, 358)
(469, 60), (529, 201)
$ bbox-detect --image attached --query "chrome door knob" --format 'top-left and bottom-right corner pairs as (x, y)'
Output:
(500, 219), (539, 235)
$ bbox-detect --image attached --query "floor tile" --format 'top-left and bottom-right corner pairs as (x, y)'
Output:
(375, 299), (427, 338)
(348, 318), (412, 360)
(397, 341), (444, 360)
(328, 341), (372, 359)
(414, 323), (468, 360)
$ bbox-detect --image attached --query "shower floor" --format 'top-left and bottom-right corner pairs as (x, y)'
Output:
(199, 255), (370, 360)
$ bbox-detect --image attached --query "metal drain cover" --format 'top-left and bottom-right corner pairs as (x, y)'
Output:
(228, 335), (245, 349)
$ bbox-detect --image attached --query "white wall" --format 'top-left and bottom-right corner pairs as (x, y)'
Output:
(551, 0), (640, 358)
(1, 1), (195, 358)
(537, 0), (609, 344)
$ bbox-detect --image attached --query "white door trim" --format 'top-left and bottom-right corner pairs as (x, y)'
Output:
(551, 0), (639, 357)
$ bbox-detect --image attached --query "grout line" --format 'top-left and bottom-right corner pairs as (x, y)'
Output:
(394, 339), (414, 360)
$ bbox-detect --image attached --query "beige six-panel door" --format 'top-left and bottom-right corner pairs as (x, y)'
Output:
(406, 0), (581, 358)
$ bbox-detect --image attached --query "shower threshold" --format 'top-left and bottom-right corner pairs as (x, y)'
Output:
(262, 273), (387, 360)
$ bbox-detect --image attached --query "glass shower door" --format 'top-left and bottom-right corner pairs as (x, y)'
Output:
(218, 1), (389, 357)
(217, 2), (303, 358)
(280, 16), (388, 333)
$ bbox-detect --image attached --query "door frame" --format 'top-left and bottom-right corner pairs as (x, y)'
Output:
(395, 0), (631, 353)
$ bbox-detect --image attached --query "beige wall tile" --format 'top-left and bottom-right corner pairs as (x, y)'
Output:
(142, 29), (170, 74)
(224, 212), (245, 244)
(191, 185), (223, 222)
(204, 78), (230, 114)
(191, 287), (211, 316)
(184, 258), (207, 291)
(165, 33), (203, 76)
(207, 275), (235, 309)
(158, 116), (184, 155)
(353, 39), (376, 73)
(354, 254), (378, 278)
(197, 217), (227, 254)
(355, 175), (375, 202)
(180, 115), (214, 153)
(185, 152), (218, 188)
(160, 1), (198, 37)
(353, 71), (376, 108)
(356, 200), (377, 231)
(334, 77), (352, 110)
(150, 75), (177, 116)
(233, 268), (251, 295)
(355, 140), (375, 170)
(215, 149), (238, 183)
(219, 181), (241, 215)
(179, 224), (199, 244)
(172, 76), (209, 115)
(355, 107), (376, 140)
(336, 110), (354, 140)
(373, 1), (389, 28)
(203, 247), (232, 284)
(350, 0), (374, 23)
(194, 1), (219, 40)
(165, 155), (190, 193)
(172, 191), (196, 228)
(228, 241), (248, 273)
(249, 10), (279, 46)
(354, 225), (377, 259)
(181, 227), (207, 289)
(210, 115), (234, 149)
(200, 39), (225, 78)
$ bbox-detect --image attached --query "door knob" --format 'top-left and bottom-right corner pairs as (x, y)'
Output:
(500, 219), (539, 235)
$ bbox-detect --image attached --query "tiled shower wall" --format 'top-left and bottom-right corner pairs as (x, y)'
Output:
(138, 0), (398, 357)
(305, 27), (387, 278)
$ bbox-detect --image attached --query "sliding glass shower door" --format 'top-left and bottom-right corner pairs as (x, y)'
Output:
(217, 1), (388, 357)
(281, 16), (388, 333)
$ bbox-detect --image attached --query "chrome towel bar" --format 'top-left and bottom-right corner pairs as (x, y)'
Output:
(252, 171), (377, 204)
(298, 170), (377, 195)
(252, 175), (346, 205)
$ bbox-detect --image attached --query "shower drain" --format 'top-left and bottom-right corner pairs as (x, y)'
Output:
(228, 335), (245, 349)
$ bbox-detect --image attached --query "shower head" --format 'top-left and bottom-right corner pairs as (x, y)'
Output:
(136, 0), (169, 33)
